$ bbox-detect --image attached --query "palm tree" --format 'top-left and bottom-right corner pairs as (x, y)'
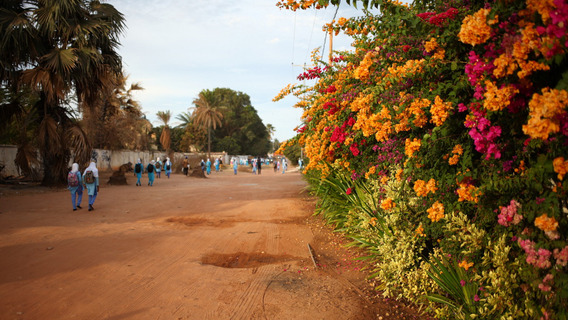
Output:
(0, 0), (125, 186)
(192, 90), (224, 159)
(266, 124), (275, 140)
(156, 110), (172, 152)
(175, 111), (193, 129)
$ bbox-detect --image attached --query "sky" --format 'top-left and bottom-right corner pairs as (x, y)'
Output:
(112, 0), (365, 142)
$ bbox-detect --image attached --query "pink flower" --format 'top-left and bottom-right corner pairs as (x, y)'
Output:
(460, 280), (466, 286)
(346, 188), (352, 195)
(474, 294), (480, 302)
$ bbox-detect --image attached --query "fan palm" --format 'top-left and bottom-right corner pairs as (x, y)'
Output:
(156, 110), (172, 152)
(192, 90), (224, 159)
(0, 0), (125, 185)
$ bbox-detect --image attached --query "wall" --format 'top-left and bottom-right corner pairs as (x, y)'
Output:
(0, 145), (230, 177)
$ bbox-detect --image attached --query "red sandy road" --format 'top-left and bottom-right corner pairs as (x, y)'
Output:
(0, 169), (380, 320)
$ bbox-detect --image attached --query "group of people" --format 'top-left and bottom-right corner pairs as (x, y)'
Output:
(67, 161), (100, 212)
(273, 158), (287, 174)
(134, 157), (172, 186)
(199, 157), (222, 175)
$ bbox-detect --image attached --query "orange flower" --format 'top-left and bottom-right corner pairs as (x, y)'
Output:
(457, 183), (480, 203)
(427, 201), (445, 222)
(381, 198), (396, 210)
(430, 96), (452, 126)
(458, 8), (496, 46)
(405, 138), (421, 158)
(458, 260), (474, 270)
(534, 214), (558, 232)
(553, 157), (568, 180)
(523, 88), (568, 140)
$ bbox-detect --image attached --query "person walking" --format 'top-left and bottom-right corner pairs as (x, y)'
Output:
(215, 158), (220, 173)
(147, 160), (156, 186)
(182, 156), (189, 176)
(206, 158), (212, 175)
(257, 156), (262, 175)
(134, 158), (143, 186)
(67, 163), (83, 211)
(155, 157), (163, 178)
(252, 158), (257, 174)
(83, 161), (99, 211)
(164, 157), (172, 178)
(233, 158), (238, 175)
(282, 158), (287, 174)
(273, 160), (277, 173)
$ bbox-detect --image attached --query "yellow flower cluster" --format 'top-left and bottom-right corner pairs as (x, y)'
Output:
(534, 214), (559, 232)
(457, 183), (480, 203)
(405, 138), (421, 158)
(458, 260), (474, 270)
(353, 106), (393, 141)
(427, 201), (445, 222)
(381, 197), (396, 210)
(414, 179), (438, 197)
(448, 144), (464, 165)
(483, 81), (519, 111)
(430, 96), (453, 126)
(354, 51), (377, 80)
(553, 157), (568, 180)
(522, 88), (568, 140)
(458, 8), (496, 46)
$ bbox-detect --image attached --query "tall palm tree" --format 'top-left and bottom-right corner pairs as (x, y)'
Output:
(0, 0), (125, 186)
(156, 110), (172, 152)
(192, 90), (224, 159)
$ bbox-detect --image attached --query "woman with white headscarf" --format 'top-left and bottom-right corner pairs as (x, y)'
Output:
(164, 157), (172, 178)
(147, 160), (156, 186)
(83, 161), (99, 211)
(134, 158), (143, 186)
(67, 163), (83, 211)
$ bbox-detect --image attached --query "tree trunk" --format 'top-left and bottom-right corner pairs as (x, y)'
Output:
(207, 125), (211, 160)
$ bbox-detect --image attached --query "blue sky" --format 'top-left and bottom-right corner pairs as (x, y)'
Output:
(112, 0), (364, 141)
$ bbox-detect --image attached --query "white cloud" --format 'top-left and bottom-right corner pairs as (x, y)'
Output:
(113, 0), (362, 141)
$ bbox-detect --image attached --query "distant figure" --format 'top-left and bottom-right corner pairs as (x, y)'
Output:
(252, 159), (257, 174)
(206, 158), (212, 175)
(155, 157), (163, 178)
(134, 158), (143, 186)
(200, 159), (205, 172)
(165, 157), (172, 178)
(273, 160), (277, 173)
(282, 158), (287, 174)
(67, 163), (83, 211)
(83, 161), (99, 211)
(182, 156), (189, 176)
(257, 156), (262, 175)
(147, 160), (156, 186)
(298, 158), (303, 170)
(215, 158), (220, 173)
(233, 158), (238, 175)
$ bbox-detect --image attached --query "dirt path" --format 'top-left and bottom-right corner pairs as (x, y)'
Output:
(0, 167), (429, 320)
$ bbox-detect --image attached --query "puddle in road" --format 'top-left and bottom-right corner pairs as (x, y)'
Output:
(201, 252), (302, 268)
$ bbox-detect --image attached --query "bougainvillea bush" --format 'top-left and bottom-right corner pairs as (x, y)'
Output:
(275, 0), (568, 318)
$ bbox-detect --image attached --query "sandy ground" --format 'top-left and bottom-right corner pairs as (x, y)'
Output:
(0, 166), (430, 320)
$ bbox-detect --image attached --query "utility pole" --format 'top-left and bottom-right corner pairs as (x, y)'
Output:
(329, 30), (333, 64)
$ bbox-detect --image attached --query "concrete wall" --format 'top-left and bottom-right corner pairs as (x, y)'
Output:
(0, 145), (229, 177)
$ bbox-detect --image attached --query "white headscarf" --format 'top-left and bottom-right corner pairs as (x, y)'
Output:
(71, 163), (79, 173)
(84, 161), (99, 177)
(157, 157), (161, 162)
(137, 158), (141, 164)
(150, 160), (155, 165)
(166, 157), (171, 165)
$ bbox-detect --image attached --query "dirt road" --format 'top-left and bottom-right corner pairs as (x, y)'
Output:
(0, 167), (427, 320)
